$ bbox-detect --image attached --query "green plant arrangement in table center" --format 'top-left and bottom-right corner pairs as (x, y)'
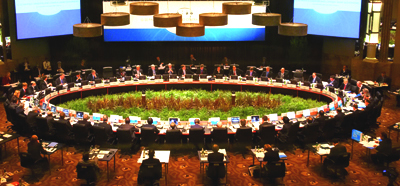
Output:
(58, 90), (327, 121)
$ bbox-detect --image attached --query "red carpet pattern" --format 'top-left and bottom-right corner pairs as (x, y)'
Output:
(1, 94), (400, 186)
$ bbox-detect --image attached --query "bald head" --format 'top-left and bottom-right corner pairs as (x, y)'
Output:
(212, 144), (219, 153)
(216, 122), (222, 128)
(31, 135), (38, 142)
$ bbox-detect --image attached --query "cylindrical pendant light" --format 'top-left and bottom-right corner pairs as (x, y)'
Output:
(252, 13), (281, 26)
(73, 23), (103, 37)
(222, 2), (252, 15)
(176, 23), (205, 37)
(153, 13), (182, 27)
(130, 2), (159, 15)
(101, 12), (130, 26)
(278, 23), (308, 36)
(199, 13), (228, 26)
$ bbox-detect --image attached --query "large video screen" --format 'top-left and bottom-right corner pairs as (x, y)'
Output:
(15, 0), (81, 40)
(103, 1), (265, 42)
(293, 0), (362, 38)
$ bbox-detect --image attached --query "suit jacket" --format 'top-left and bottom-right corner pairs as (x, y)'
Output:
(327, 79), (339, 88)
(235, 126), (252, 138)
(147, 69), (157, 76)
(140, 158), (162, 179)
(57, 118), (73, 133)
(27, 110), (39, 128)
(315, 115), (327, 131)
(334, 112), (345, 128)
(27, 85), (38, 95)
(261, 71), (273, 78)
(142, 124), (160, 134)
(132, 69), (143, 77)
(98, 122), (115, 138)
(208, 152), (224, 163)
(191, 124), (203, 129)
(339, 69), (351, 77)
(118, 124), (136, 139)
(77, 120), (93, 133)
(20, 88), (28, 98)
(376, 75), (390, 84)
(263, 150), (280, 162)
(228, 68), (244, 76)
(28, 140), (47, 161)
(308, 76), (322, 84)
(340, 83), (352, 91)
(38, 80), (48, 90)
(55, 77), (67, 86)
(328, 144), (347, 159)
(196, 68), (208, 75)
(376, 138), (392, 154)
(279, 122), (291, 138)
(276, 71), (289, 79)
(46, 115), (54, 131)
(259, 122), (273, 133)
(86, 73), (99, 81)
(164, 67), (176, 74)
(245, 70), (257, 77)
(178, 68), (194, 76)
(213, 69), (224, 76)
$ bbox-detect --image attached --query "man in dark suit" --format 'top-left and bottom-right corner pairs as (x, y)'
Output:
(117, 117), (137, 139)
(196, 64), (208, 75)
(206, 144), (225, 182)
(261, 67), (273, 80)
(323, 139), (347, 171)
(229, 66), (243, 77)
(213, 66), (223, 77)
(164, 63), (175, 75)
(166, 122), (182, 141)
(208, 144), (224, 162)
(148, 65), (157, 76)
(178, 65), (193, 76)
(355, 81), (367, 94)
(27, 81), (39, 95)
(77, 152), (100, 173)
(371, 132), (392, 164)
(57, 112), (73, 134)
(27, 107), (40, 129)
(308, 72), (322, 84)
(326, 75), (339, 88)
(86, 70), (99, 81)
(276, 68), (289, 79)
(55, 73), (67, 86)
(263, 144), (280, 162)
(190, 54), (197, 65)
(77, 114), (93, 133)
(376, 72), (390, 85)
(191, 119), (203, 129)
(259, 115), (272, 133)
(221, 57), (231, 66)
(235, 119), (252, 139)
(315, 110), (327, 132)
(133, 65), (143, 78)
(20, 82), (28, 98)
(339, 65), (351, 77)
(138, 149), (162, 185)
(334, 108), (345, 132)
(46, 111), (55, 132)
(278, 116), (291, 141)
(339, 78), (352, 91)
(142, 117), (160, 134)
(245, 67), (257, 77)
(98, 115), (115, 139)
(38, 75), (51, 90)
(27, 135), (49, 170)
(75, 73), (82, 83)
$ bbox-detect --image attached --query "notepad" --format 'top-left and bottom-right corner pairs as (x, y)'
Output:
(3, 134), (12, 138)
(97, 154), (104, 159)
(99, 150), (110, 154)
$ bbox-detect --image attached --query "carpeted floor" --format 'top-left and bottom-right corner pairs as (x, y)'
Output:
(1, 94), (400, 186)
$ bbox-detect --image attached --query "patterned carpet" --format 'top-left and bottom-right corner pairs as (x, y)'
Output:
(1, 94), (400, 186)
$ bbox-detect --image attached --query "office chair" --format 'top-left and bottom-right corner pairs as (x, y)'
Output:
(189, 128), (205, 150)
(140, 128), (158, 147)
(211, 128), (229, 149)
(76, 163), (98, 185)
(117, 128), (136, 157)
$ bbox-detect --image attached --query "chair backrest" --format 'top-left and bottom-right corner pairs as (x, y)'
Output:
(208, 162), (226, 179)
(236, 127), (252, 144)
(275, 78), (283, 83)
(140, 128), (157, 146)
(116, 128), (134, 144)
(287, 122), (300, 143)
(334, 153), (350, 168)
(36, 116), (50, 133)
(102, 67), (113, 79)
(92, 125), (108, 146)
(293, 72), (303, 78)
(140, 161), (162, 180)
(76, 162), (97, 181)
(110, 77), (117, 82)
(19, 152), (34, 168)
(303, 123), (320, 144)
(259, 125), (276, 145)
(211, 128), (228, 145)
(165, 130), (182, 144)
(53, 120), (70, 136)
(266, 161), (286, 178)
(189, 128), (205, 144)
(73, 124), (90, 142)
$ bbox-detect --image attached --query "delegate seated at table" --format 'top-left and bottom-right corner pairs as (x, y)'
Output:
(263, 144), (280, 162)
(260, 67), (273, 80)
(308, 72), (321, 84)
(326, 75), (339, 88)
(27, 135), (49, 171)
(371, 132), (392, 164)
(178, 65), (193, 76)
(245, 67), (257, 77)
(322, 139), (347, 172)
(191, 119), (203, 129)
(339, 65), (351, 77)
(213, 66), (223, 77)
(142, 117), (160, 134)
(138, 149), (162, 185)
(196, 64), (208, 75)
(276, 68), (289, 79)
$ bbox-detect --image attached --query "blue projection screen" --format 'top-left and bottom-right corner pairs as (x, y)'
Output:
(293, 0), (362, 38)
(103, 1), (265, 42)
(15, 0), (81, 40)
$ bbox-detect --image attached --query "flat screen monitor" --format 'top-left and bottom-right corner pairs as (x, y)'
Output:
(231, 116), (240, 124)
(129, 116), (140, 124)
(150, 117), (160, 124)
(200, 74), (207, 79)
(93, 113), (101, 121)
(338, 100), (343, 107)
(34, 99), (39, 106)
(169, 117), (179, 124)
(154, 75), (162, 79)
(51, 105), (56, 113)
(81, 80), (88, 86)
(185, 74), (193, 79)
(62, 109), (69, 116)
(67, 82), (74, 89)
(15, 0), (81, 40)
(246, 76), (253, 80)
(41, 102), (47, 111)
(329, 104), (335, 111)
(230, 75), (238, 80)
(351, 129), (363, 142)
(269, 114), (278, 122)
(293, 0), (361, 38)
(189, 118), (200, 125)
(251, 115), (259, 123)
(287, 112), (296, 120)
(216, 74), (223, 79)
(209, 117), (220, 125)
(139, 75), (146, 80)
(76, 111), (84, 119)
(170, 74), (177, 79)
(302, 109), (311, 117)
(110, 115), (120, 123)
(260, 77), (268, 81)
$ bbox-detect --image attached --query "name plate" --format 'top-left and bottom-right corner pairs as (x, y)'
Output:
(229, 80), (238, 83)
(184, 79), (193, 82)
(273, 83), (283, 86)
(259, 81), (268, 85)
(147, 80), (155, 84)
(139, 80), (148, 84)
(96, 83), (104, 87)
(154, 79), (163, 83)
(311, 88), (321, 92)
(59, 89), (68, 94)
(287, 84), (297, 88)
(125, 80), (134, 84)
(110, 82), (119, 86)
(300, 86), (309, 90)
(215, 79), (224, 83)
(50, 92), (57, 97)
(246, 80), (255, 84)
(70, 87), (80, 92)
(199, 79), (208, 82)
(45, 95), (50, 100)
(169, 79), (178, 83)
(82, 85), (92, 89)
(322, 90), (330, 94)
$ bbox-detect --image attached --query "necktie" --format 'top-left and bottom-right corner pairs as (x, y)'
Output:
(183, 70), (186, 75)
(201, 69), (203, 74)
(313, 78), (315, 83)
(250, 72), (252, 76)
(266, 72), (268, 77)
(61, 79), (63, 84)
(234, 71), (236, 76)
(153, 70), (156, 75)
(344, 84), (347, 90)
